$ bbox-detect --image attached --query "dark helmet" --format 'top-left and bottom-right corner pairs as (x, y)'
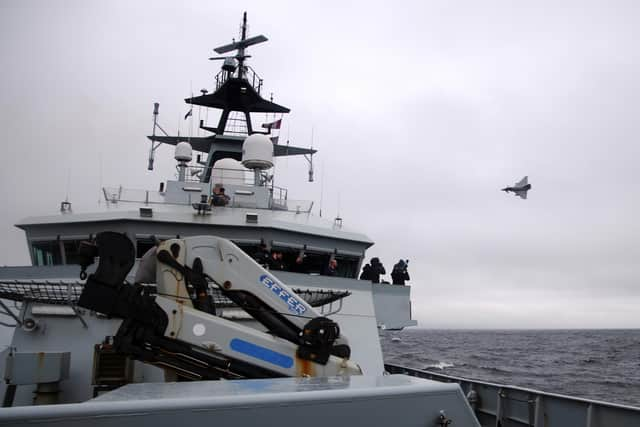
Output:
(371, 257), (380, 264)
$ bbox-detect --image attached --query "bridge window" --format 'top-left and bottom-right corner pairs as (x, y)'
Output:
(32, 241), (62, 266)
(334, 256), (359, 278)
(62, 240), (83, 265)
(32, 239), (89, 266)
(136, 238), (157, 258)
(279, 250), (360, 278)
(227, 241), (361, 279)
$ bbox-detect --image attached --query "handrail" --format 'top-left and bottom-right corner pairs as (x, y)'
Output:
(102, 169), (313, 213)
(384, 363), (640, 427)
(214, 66), (263, 94)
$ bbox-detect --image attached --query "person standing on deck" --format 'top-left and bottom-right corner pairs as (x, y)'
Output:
(391, 259), (410, 285)
(369, 257), (386, 283)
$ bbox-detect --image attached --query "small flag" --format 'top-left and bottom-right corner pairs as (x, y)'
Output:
(262, 118), (282, 130)
(184, 109), (193, 120)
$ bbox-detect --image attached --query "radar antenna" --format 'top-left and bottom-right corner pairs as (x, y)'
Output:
(209, 12), (268, 79)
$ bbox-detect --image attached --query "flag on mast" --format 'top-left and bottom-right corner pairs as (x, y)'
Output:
(262, 118), (282, 130)
(184, 108), (193, 120)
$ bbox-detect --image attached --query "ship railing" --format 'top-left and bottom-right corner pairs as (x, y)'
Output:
(103, 187), (168, 205)
(270, 185), (287, 208)
(245, 66), (264, 94)
(183, 166), (254, 186)
(214, 66), (263, 94)
(279, 199), (314, 214)
(214, 69), (229, 91)
(384, 363), (640, 427)
(185, 167), (314, 212)
(102, 183), (313, 213)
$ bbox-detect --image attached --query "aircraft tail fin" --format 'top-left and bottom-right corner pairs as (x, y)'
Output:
(515, 176), (528, 187)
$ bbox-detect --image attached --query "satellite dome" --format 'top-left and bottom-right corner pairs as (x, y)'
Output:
(212, 158), (246, 185)
(242, 134), (273, 170)
(174, 142), (193, 162)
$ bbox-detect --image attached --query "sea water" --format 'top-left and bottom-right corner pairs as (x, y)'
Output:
(380, 329), (640, 407)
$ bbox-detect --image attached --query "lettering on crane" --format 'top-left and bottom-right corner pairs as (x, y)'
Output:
(259, 274), (307, 316)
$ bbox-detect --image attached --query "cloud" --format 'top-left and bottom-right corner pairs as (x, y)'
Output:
(1, 1), (639, 327)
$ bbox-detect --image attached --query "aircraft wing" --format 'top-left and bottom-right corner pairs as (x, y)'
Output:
(515, 190), (528, 199)
(515, 176), (528, 187)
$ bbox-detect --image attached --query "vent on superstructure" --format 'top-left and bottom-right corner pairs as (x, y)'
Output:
(246, 212), (258, 223)
(139, 207), (153, 218)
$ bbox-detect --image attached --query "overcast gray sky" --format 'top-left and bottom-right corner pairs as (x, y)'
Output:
(1, 1), (639, 328)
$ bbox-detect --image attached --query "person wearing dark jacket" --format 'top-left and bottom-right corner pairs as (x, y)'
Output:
(391, 259), (410, 285)
(322, 258), (338, 276)
(370, 257), (386, 283)
(360, 257), (385, 283)
(211, 187), (230, 206)
(268, 250), (285, 270)
(290, 254), (309, 274)
(360, 263), (373, 281)
(253, 243), (270, 267)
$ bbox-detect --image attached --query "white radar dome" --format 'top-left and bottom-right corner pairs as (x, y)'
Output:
(174, 142), (193, 162)
(212, 158), (247, 185)
(242, 134), (273, 170)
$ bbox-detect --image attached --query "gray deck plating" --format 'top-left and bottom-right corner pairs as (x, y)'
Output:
(0, 375), (480, 427)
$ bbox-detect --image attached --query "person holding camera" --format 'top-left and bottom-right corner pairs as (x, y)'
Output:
(391, 259), (410, 285)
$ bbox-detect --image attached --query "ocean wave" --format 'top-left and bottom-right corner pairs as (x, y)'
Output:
(424, 361), (455, 370)
(380, 329), (640, 407)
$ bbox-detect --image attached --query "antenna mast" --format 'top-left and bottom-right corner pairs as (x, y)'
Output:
(147, 103), (170, 170)
(304, 127), (315, 182)
(237, 12), (248, 79)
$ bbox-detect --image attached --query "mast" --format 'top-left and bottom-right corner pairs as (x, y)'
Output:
(146, 13), (315, 184)
(237, 12), (248, 79)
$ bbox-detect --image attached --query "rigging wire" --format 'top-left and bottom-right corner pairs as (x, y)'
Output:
(97, 153), (103, 206)
(318, 128), (326, 218)
(65, 167), (71, 204)
(188, 82), (194, 143)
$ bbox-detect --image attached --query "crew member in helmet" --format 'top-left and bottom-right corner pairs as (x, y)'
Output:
(391, 259), (410, 285)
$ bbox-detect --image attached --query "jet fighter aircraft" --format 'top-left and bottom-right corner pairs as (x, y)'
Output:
(502, 176), (531, 199)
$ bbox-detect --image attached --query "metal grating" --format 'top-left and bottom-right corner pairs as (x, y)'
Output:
(0, 280), (84, 305)
(0, 280), (350, 309)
